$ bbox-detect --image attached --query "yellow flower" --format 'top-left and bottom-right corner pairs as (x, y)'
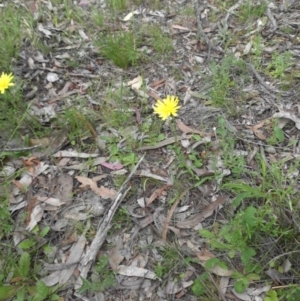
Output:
(0, 72), (14, 94)
(153, 95), (181, 120)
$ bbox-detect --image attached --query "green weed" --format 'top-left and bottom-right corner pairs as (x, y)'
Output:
(96, 32), (141, 68)
(0, 227), (60, 301)
(238, 0), (267, 23)
(107, 0), (127, 12)
(141, 24), (174, 54)
(0, 4), (26, 70)
(266, 51), (293, 79)
(206, 55), (249, 112)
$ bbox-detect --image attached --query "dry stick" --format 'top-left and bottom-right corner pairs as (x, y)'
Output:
(78, 154), (145, 279)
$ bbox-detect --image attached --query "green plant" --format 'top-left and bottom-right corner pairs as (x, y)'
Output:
(264, 289), (278, 301)
(0, 251), (59, 301)
(142, 24), (174, 54)
(238, 1), (267, 23)
(96, 32), (141, 68)
(250, 34), (264, 68)
(216, 117), (246, 177)
(111, 207), (131, 231)
(266, 51), (293, 79)
(153, 245), (184, 278)
(277, 286), (300, 301)
(107, 0), (127, 11)
(207, 55), (248, 111)
(0, 4), (27, 70)
(266, 120), (285, 145)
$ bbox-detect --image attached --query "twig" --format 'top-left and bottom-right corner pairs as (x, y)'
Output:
(1, 144), (42, 153)
(137, 136), (192, 151)
(77, 154), (145, 282)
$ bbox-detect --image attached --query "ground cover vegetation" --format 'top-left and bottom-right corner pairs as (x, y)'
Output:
(1, 0), (300, 300)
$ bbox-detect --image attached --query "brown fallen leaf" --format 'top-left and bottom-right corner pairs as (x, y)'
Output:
(146, 185), (171, 206)
(176, 195), (227, 229)
(76, 176), (117, 200)
(272, 111), (300, 130)
(246, 120), (266, 140)
(12, 180), (27, 193)
(26, 197), (38, 226)
(29, 137), (50, 148)
(26, 204), (44, 231)
(109, 239), (124, 271)
(162, 189), (190, 242)
(176, 120), (214, 137)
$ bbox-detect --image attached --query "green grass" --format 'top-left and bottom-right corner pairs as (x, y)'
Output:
(237, 0), (268, 23)
(96, 31), (141, 68)
(0, 4), (28, 70)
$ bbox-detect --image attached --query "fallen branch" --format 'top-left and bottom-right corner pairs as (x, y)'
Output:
(76, 154), (145, 286)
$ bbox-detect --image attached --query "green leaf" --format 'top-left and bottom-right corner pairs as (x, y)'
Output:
(232, 192), (252, 208)
(39, 226), (50, 237)
(228, 249), (236, 258)
(191, 278), (205, 296)
(264, 289), (278, 301)
(242, 206), (257, 227)
(18, 239), (35, 250)
(210, 240), (232, 250)
(205, 258), (228, 270)
(19, 252), (30, 277)
(199, 229), (215, 238)
(16, 286), (26, 301)
(234, 277), (250, 293)
(32, 281), (49, 301)
(0, 286), (18, 300)
(274, 126), (284, 142)
(205, 258), (219, 269)
(50, 294), (60, 301)
(246, 273), (260, 281)
(241, 247), (256, 265)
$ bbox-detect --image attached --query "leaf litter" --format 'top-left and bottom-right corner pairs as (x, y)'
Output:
(1, 0), (300, 300)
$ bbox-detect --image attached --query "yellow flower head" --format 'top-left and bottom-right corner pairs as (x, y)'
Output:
(0, 72), (14, 94)
(153, 95), (181, 120)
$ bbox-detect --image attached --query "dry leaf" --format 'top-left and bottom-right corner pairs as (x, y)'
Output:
(52, 150), (99, 158)
(232, 290), (252, 301)
(272, 111), (300, 130)
(200, 262), (233, 277)
(26, 204), (44, 231)
(109, 239), (124, 271)
(117, 265), (157, 279)
(76, 176), (117, 199)
(176, 195), (227, 229)
(162, 189), (189, 241)
(37, 196), (66, 207)
(165, 279), (193, 295)
(127, 75), (143, 90)
(219, 276), (230, 296)
(59, 234), (86, 285)
(246, 120), (266, 140)
(176, 120), (208, 136)
(100, 162), (124, 170)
